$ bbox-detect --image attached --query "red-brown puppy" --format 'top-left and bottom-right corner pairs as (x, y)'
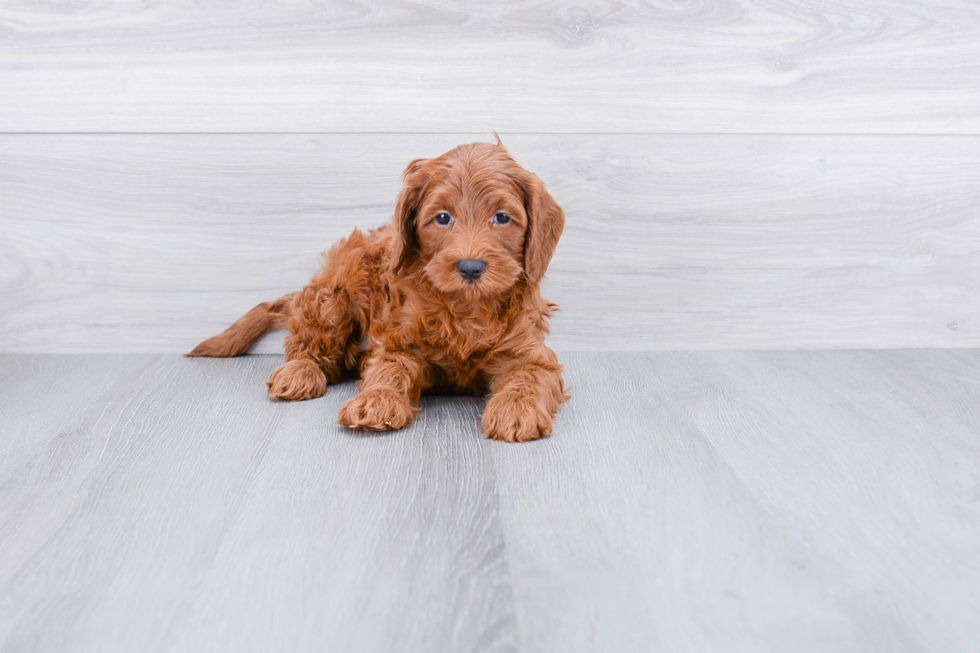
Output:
(189, 140), (567, 442)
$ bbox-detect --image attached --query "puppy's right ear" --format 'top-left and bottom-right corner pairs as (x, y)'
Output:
(390, 158), (430, 272)
(520, 171), (565, 286)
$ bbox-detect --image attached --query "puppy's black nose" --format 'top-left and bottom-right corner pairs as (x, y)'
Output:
(457, 259), (486, 282)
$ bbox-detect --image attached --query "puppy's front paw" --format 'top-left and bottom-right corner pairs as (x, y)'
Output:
(338, 388), (417, 431)
(482, 393), (554, 443)
(266, 359), (327, 401)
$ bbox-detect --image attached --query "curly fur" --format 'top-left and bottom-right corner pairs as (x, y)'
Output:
(188, 140), (568, 442)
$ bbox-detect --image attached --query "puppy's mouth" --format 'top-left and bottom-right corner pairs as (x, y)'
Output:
(424, 252), (522, 299)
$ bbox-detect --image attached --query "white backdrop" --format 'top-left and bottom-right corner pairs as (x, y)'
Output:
(2, 1), (978, 352)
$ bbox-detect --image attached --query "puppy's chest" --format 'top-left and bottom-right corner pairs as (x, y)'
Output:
(419, 345), (491, 392)
(417, 327), (496, 374)
(385, 297), (505, 352)
(413, 320), (501, 388)
(373, 291), (511, 380)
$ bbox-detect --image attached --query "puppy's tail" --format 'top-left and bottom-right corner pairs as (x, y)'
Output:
(186, 293), (296, 357)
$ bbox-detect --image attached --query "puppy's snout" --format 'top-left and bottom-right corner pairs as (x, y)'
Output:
(457, 259), (486, 282)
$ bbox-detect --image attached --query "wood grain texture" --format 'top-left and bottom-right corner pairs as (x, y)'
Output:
(0, 355), (515, 653)
(2, 351), (979, 651)
(2, 0), (980, 133)
(2, 133), (978, 353)
(490, 350), (980, 652)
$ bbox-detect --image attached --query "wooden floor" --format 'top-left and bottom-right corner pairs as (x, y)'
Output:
(2, 350), (978, 652)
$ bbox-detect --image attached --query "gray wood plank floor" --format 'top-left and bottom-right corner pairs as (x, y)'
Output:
(2, 351), (978, 652)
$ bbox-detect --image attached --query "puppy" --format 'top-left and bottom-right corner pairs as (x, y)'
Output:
(188, 140), (567, 442)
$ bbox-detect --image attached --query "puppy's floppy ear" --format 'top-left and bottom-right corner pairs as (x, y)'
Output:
(521, 172), (565, 285)
(390, 158), (430, 272)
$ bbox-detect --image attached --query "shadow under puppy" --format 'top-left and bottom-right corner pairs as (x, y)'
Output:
(189, 140), (568, 442)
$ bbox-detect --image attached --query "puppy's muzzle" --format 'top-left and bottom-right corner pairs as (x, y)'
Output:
(457, 259), (486, 282)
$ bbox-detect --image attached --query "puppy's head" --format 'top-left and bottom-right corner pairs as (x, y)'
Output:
(390, 141), (564, 299)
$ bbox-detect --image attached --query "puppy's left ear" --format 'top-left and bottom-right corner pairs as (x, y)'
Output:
(390, 158), (430, 272)
(521, 172), (565, 285)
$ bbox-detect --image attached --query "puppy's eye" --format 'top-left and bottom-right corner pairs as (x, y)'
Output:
(434, 212), (453, 226)
(492, 212), (511, 225)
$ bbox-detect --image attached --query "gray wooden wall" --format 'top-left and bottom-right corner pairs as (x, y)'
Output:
(2, 1), (978, 353)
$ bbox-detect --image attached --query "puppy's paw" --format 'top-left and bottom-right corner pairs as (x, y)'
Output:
(482, 393), (554, 443)
(266, 359), (327, 401)
(338, 388), (417, 431)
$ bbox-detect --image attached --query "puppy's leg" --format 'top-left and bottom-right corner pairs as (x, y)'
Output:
(482, 348), (568, 443)
(337, 350), (431, 431)
(266, 285), (356, 401)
